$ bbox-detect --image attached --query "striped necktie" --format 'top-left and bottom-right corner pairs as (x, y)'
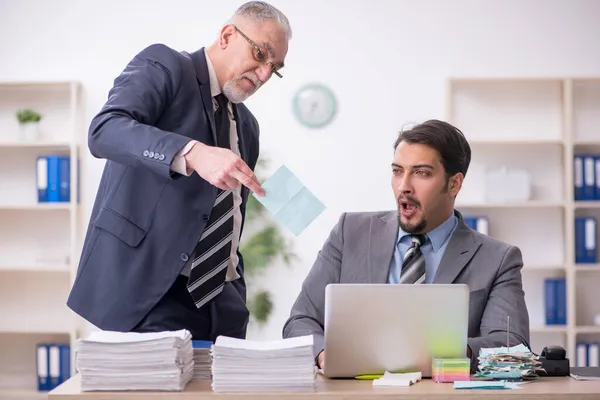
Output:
(187, 94), (234, 309)
(399, 234), (427, 284)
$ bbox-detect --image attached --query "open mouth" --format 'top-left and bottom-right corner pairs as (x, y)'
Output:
(399, 200), (419, 218)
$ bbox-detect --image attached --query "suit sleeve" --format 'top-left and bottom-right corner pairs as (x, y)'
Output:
(88, 43), (192, 179)
(467, 245), (531, 371)
(282, 213), (346, 362)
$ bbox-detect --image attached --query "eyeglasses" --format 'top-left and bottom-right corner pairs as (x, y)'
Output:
(233, 25), (283, 78)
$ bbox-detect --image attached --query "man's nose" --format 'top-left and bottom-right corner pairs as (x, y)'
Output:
(397, 176), (413, 194)
(255, 64), (272, 82)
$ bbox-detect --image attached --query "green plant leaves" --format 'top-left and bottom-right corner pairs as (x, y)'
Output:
(16, 109), (42, 123)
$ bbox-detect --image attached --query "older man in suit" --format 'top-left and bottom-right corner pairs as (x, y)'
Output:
(282, 119), (530, 372)
(67, 1), (291, 341)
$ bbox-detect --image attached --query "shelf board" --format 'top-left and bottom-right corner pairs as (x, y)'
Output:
(0, 388), (48, 400)
(0, 141), (73, 149)
(575, 326), (600, 334)
(574, 201), (600, 209)
(575, 264), (600, 271)
(0, 327), (73, 335)
(530, 326), (567, 333)
(0, 264), (70, 273)
(0, 203), (72, 211)
(573, 140), (600, 146)
(522, 265), (566, 272)
(455, 201), (565, 209)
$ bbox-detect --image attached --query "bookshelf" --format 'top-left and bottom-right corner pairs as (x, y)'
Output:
(0, 81), (82, 399)
(446, 77), (600, 367)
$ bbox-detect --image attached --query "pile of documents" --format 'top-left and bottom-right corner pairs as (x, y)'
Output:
(211, 335), (316, 392)
(76, 329), (194, 391)
(476, 344), (544, 379)
(192, 340), (212, 380)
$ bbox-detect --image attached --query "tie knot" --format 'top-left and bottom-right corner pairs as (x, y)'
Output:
(411, 234), (427, 246)
(215, 93), (228, 111)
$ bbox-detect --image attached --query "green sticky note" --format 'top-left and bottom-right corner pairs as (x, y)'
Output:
(253, 165), (326, 236)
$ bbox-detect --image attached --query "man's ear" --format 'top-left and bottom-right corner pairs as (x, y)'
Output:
(219, 25), (236, 48)
(449, 173), (464, 197)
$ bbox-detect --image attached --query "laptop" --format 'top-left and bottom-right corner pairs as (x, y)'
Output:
(322, 283), (469, 378)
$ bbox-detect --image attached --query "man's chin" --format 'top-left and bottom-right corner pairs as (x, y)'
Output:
(398, 213), (426, 234)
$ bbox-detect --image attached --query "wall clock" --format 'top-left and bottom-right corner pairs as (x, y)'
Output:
(292, 83), (337, 128)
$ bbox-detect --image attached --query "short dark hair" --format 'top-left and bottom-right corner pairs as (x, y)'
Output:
(394, 119), (471, 179)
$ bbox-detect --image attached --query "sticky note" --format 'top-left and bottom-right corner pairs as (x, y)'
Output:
(253, 165), (326, 236)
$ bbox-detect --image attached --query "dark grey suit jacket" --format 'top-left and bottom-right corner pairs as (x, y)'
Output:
(67, 44), (259, 339)
(282, 210), (530, 371)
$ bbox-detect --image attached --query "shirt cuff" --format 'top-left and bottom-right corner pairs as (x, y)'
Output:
(170, 140), (198, 176)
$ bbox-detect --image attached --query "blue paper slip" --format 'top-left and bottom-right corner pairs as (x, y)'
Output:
(192, 340), (213, 349)
(253, 165), (326, 236)
(453, 381), (522, 390)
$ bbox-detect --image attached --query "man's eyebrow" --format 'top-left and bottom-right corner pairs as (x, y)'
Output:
(391, 163), (434, 169)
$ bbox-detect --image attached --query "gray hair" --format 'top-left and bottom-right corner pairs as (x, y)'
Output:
(229, 1), (292, 40)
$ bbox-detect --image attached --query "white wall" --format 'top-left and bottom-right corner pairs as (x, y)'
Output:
(1, 0), (599, 340)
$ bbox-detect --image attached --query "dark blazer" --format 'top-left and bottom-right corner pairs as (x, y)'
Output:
(67, 44), (260, 340)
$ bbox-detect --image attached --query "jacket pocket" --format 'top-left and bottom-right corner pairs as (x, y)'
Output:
(94, 207), (147, 247)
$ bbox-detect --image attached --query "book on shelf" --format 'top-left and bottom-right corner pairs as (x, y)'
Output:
(575, 217), (597, 264)
(463, 216), (489, 235)
(576, 342), (600, 368)
(36, 155), (77, 203)
(574, 154), (600, 201)
(37, 343), (71, 391)
(544, 277), (566, 326)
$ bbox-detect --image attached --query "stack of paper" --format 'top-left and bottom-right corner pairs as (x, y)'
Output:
(476, 344), (544, 379)
(211, 335), (316, 392)
(192, 340), (212, 380)
(76, 329), (194, 391)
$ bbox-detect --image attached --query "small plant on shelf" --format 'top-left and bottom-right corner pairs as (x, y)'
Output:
(15, 108), (42, 140)
(16, 109), (42, 124)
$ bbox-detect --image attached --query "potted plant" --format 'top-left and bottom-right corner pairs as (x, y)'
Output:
(16, 109), (42, 140)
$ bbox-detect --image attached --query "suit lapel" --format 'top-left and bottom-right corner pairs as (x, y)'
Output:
(189, 48), (217, 145)
(433, 211), (481, 283)
(369, 211), (399, 283)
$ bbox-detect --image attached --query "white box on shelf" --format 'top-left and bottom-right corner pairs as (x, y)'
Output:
(484, 166), (532, 203)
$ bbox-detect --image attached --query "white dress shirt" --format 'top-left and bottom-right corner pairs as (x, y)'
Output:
(172, 52), (242, 282)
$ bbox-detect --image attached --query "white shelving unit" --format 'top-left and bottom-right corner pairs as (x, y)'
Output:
(446, 77), (600, 365)
(0, 81), (83, 399)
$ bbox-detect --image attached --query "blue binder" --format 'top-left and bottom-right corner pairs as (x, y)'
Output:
(36, 157), (48, 202)
(544, 278), (557, 325)
(555, 278), (566, 325)
(595, 156), (600, 200)
(574, 155), (584, 201)
(58, 156), (70, 202)
(584, 156), (596, 200)
(59, 344), (71, 384)
(575, 217), (586, 264)
(37, 343), (49, 391)
(46, 155), (61, 202)
(584, 217), (598, 263)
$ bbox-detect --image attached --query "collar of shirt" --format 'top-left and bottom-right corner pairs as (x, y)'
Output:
(397, 212), (457, 252)
(204, 51), (221, 97)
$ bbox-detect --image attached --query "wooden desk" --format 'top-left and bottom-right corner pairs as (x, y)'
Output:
(48, 374), (600, 400)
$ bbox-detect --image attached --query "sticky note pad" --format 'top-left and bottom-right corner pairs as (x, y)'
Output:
(253, 165), (326, 236)
(432, 357), (470, 383)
